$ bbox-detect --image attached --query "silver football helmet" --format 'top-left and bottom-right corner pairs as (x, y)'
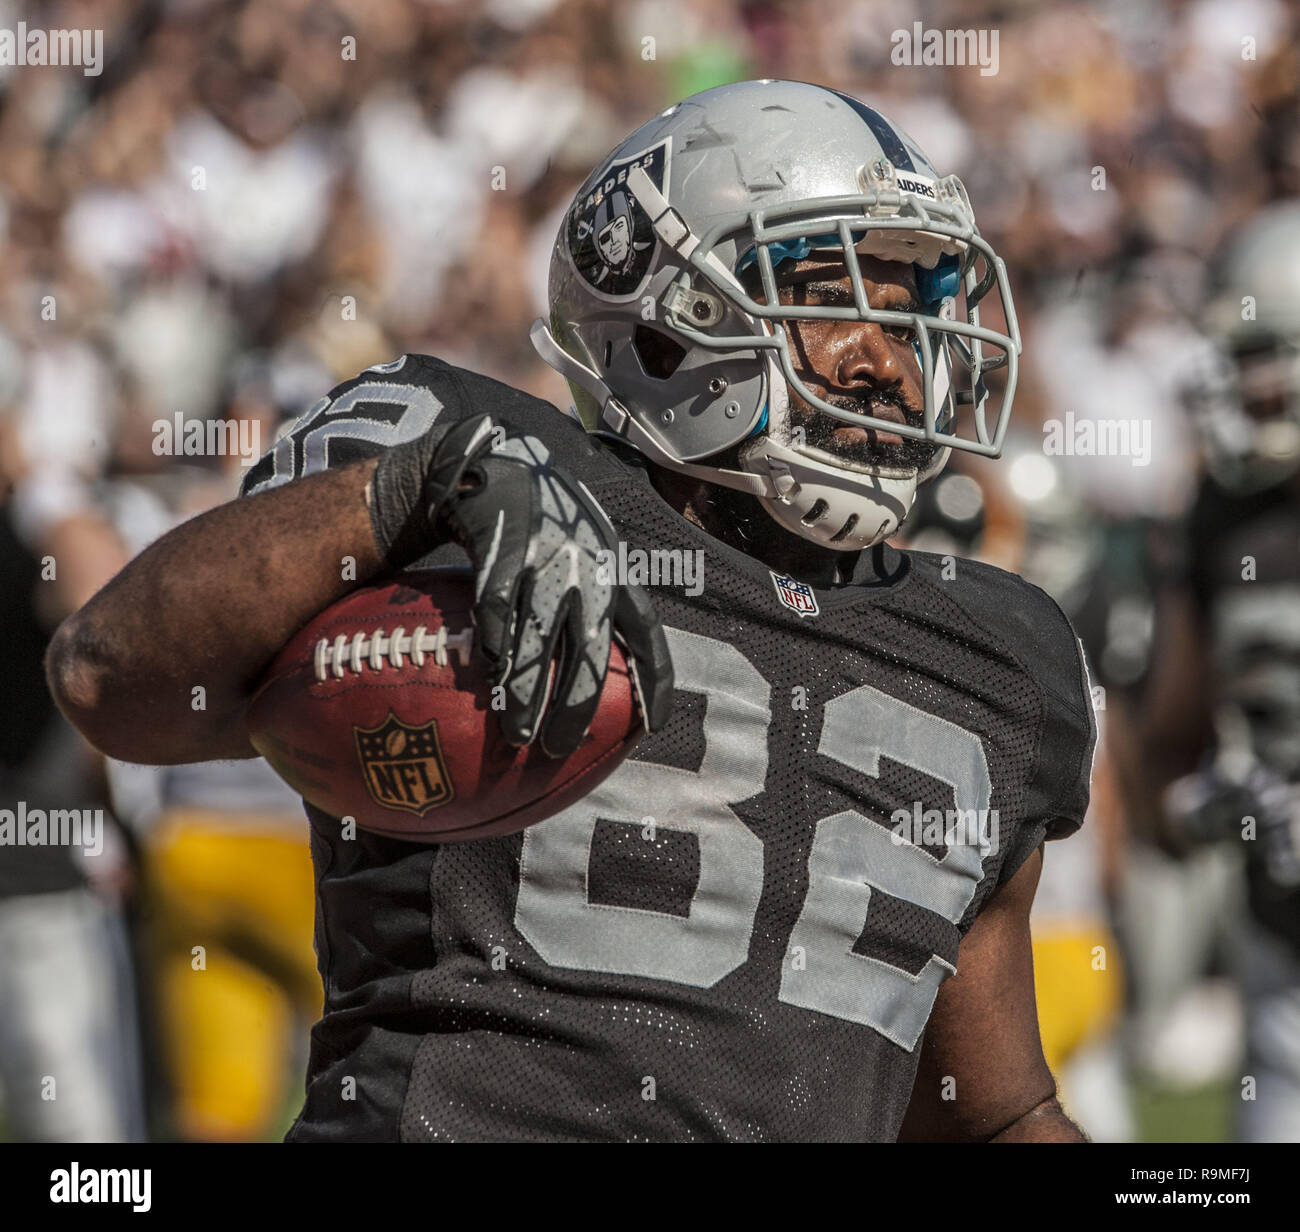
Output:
(532, 79), (1021, 550)
(1197, 200), (1300, 492)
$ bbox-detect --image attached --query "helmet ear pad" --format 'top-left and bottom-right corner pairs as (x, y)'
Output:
(566, 274), (771, 462)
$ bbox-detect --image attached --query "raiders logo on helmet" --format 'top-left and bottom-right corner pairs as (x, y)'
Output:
(566, 140), (669, 297)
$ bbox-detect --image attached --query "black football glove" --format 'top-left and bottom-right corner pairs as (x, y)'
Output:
(1164, 757), (1295, 854)
(368, 412), (673, 757)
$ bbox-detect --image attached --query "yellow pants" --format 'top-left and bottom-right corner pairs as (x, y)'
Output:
(1032, 924), (1124, 1076)
(143, 812), (319, 1141)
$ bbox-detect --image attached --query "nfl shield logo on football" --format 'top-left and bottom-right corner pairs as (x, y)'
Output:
(770, 571), (819, 618)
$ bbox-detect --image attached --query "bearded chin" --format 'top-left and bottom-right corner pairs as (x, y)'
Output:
(796, 394), (941, 471)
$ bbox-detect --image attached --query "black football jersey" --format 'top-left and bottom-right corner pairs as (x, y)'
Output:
(241, 354), (1096, 1142)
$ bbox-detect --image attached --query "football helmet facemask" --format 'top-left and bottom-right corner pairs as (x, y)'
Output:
(532, 79), (1021, 550)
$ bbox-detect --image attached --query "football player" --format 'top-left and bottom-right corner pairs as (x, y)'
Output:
(1137, 201), (1300, 1142)
(47, 81), (1096, 1142)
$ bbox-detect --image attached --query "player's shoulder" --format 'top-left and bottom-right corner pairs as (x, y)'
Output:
(906, 549), (1090, 711)
(241, 353), (626, 499)
(903, 550), (1097, 840)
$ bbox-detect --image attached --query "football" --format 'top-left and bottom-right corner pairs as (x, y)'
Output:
(247, 569), (642, 841)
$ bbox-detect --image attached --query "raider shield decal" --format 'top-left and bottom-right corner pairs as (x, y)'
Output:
(355, 712), (454, 815)
(567, 140), (669, 297)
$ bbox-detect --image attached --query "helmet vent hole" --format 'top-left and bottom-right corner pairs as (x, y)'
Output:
(633, 326), (686, 379)
(801, 499), (829, 526)
(829, 514), (859, 543)
(603, 340), (612, 368)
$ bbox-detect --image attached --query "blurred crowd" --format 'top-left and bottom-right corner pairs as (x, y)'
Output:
(2, 0), (1299, 1141)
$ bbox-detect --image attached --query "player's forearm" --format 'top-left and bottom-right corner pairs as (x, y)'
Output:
(988, 1096), (1088, 1142)
(46, 458), (390, 764)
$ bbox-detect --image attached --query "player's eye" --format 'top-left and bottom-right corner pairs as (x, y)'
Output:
(882, 299), (919, 342)
(786, 280), (853, 308)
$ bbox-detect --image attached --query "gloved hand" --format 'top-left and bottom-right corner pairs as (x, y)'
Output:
(369, 412), (673, 757)
(1164, 756), (1300, 879)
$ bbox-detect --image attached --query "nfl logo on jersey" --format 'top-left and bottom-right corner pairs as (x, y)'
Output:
(770, 572), (820, 618)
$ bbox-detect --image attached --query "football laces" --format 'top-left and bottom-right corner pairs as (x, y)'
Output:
(314, 625), (474, 681)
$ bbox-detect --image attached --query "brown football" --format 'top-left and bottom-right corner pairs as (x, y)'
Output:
(247, 569), (641, 842)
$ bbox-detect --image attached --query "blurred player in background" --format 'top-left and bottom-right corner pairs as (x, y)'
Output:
(0, 402), (144, 1142)
(1136, 202), (1300, 1142)
(2, 357), (319, 1142)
